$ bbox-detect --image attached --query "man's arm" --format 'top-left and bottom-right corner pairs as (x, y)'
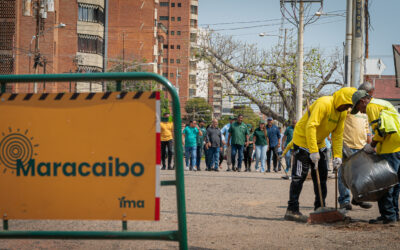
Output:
(305, 103), (327, 154)
(331, 113), (346, 158)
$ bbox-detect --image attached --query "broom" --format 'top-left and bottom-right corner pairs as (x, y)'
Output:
(308, 162), (345, 224)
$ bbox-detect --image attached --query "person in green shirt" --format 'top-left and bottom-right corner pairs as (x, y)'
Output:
(196, 120), (207, 171)
(253, 120), (269, 172)
(244, 124), (254, 171)
(227, 114), (249, 172)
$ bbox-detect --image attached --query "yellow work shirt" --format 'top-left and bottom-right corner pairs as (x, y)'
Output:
(292, 87), (357, 158)
(366, 99), (400, 154)
(160, 122), (174, 141)
(343, 112), (370, 150)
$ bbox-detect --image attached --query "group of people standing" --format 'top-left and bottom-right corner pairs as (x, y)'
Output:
(160, 112), (297, 174)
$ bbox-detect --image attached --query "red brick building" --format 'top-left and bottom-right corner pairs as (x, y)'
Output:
(106, 0), (160, 73)
(157, 0), (198, 109)
(1, 0), (79, 92)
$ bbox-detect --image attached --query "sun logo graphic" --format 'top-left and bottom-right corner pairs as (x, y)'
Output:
(0, 128), (38, 174)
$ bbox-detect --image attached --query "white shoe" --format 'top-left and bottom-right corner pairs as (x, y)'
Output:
(185, 167), (189, 171)
(192, 167), (197, 171)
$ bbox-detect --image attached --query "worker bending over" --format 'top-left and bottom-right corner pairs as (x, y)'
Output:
(284, 87), (357, 221)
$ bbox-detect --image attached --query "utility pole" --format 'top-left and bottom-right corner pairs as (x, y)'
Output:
(282, 28), (287, 120)
(34, 0), (41, 93)
(364, 0), (369, 59)
(280, 0), (322, 120)
(344, 0), (352, 86)
(351, 0), (364, 88)
(295, 2), (304, 121)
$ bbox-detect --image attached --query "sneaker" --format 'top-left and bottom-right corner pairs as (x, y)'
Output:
(237, 168), (241, 172)
(226, 168), (231, 172)
(284, 210), (308, 222)
(197, 167), (201, 171)
(340, 203), (353, 210)
(192, 167), (197, 172)
(161, 166), (166, 170)
(214, 168), (219, 172)
(369, 217), (384, 224)
(266, 169), (271, 173)
(352, 199), (372, 209)
(167, 166), (173, 170)
(185, 167), (189, 171)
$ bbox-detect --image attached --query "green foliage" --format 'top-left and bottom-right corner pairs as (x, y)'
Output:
(218, 115), (231, 128)
(232, 105), (260, 129)
(106, 59), (170, 115)
(184, 97), (213, 124)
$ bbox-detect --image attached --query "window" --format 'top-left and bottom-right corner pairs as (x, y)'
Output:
(178, 3), (181, 7)
(159, 16), (169, 21)
(190, 19), (197, 28)
(160, 2), (169, 6)
(163, 44), (168, 49)
(170, 31), (175, 35)
(171, 3), (175, 7)
(177, 45), (181, 49)
(170, 59), (174, 63)
(176, 59), (181, 64)
(190, 33), (197, 42)
(190, 5), (198, 14)
(78, 34), (104, 55)
(170, 73), (174, 78)
(170, 45), (174, 49)
(78, 4), (105, 24)
(171, 17), (175, 21)
(163, 58), (168, 63)
(177, 17), (181, 21)
(190, 61), (196, 70)
(189, 75), (196, 84)
(189, 89), (196, 97)
(163, 73), (168, 77)
(177, 31), (181, 35)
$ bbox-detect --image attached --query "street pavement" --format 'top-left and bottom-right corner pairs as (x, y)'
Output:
(1, 160), (400, 249)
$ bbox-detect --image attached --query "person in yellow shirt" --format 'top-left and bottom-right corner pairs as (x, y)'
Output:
(160, 112), (174, 170)
(284, 87), (357, 222)
(351, 90), (400, 224)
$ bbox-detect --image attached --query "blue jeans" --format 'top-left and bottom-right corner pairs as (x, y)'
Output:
(185, 146), (197, 168)
(231, 144), (244, 169)
(285, 149), (292, 172)
(196, 145), (203, 169)
(378, 151), (400, 221)
(338, 148), (358, 205)
(255, 145), (267, 172)
(207, 147), (220, 170)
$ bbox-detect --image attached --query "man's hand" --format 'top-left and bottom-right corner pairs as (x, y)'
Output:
(363, 143), (375, 154)
(332, 157), (342, 171)
(310, 152), (320, 168)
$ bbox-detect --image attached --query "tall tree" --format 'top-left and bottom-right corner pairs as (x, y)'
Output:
(198, 32), (344, 125)
(184, 97), (213, 124)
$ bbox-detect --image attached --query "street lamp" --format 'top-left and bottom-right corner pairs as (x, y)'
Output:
(258, 33), (282, 38)
(29, 23), (67, 93)
(315, 11), (345, 17)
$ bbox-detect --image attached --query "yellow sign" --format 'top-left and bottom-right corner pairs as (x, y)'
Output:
(0, 92), (160, 220)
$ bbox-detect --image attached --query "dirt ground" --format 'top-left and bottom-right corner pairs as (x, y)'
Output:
(1, 160), (400, 249)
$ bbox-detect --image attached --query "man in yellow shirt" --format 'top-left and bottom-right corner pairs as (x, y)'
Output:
(160, 112), (174, 170)
(284, 87), (356, 221)
(339, 111), (372, 210)
(351, 90), (400, 224)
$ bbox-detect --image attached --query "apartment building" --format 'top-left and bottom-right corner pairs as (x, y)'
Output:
(157, 0), (198, 109)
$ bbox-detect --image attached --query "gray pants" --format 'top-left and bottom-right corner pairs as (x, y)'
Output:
(225, 146), (232, 167)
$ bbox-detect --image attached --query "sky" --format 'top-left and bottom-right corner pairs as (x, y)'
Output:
(199, 0), (400, 75)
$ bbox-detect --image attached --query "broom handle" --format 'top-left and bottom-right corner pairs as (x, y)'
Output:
(335, 169), (338, 210)
(314, 161), (324, 208)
